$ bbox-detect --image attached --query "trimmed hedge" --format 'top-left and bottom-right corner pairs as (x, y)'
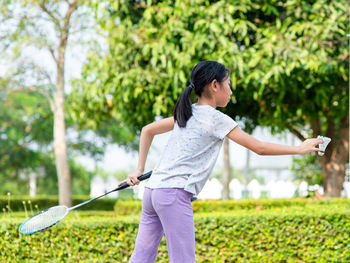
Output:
(114, 198), (350, 215)
(0, 195), (118, 212)
(2, 195), (349, 215)
(1, 203), (350, 262)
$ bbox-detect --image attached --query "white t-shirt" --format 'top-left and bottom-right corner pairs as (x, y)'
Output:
(146, 104), (238, 200)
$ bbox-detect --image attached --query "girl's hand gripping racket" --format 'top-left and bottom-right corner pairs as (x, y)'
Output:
(19, 171), (152, 235)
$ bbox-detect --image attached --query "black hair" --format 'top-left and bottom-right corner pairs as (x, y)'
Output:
(173, 60), (230, 127)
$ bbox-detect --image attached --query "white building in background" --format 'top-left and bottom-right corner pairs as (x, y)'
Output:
(106, 175), (119, 198)
(90, 175), (119, 198)
(343, 182), (350, 198)
(247, 179), (261, 199)
(90, 176), (350, 200)
(298, 181), (309, 197)
(265, 181), (297, 199)
(90, 176), (106, 197)
(230, 179), (243, 199)
(197, 178), (223, 199)
(344, 164), (350, 198)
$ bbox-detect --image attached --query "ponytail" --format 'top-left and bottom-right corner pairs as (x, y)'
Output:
(173, 61), (229, 128)
(173, 84), (194, 128)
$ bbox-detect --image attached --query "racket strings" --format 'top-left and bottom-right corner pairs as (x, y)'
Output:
(20, 206), (68, 234)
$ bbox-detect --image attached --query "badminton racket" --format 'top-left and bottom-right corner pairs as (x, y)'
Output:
(19, 171), (152, 235)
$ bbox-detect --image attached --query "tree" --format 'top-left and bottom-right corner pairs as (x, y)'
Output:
(76, 0), (348, 197)
(0, 88), (53, 193)
(290, 154), (323, 186)
(0, 84), (99, 195)
(232, 0), (349, 197)
(222, 138), (231, 200)
(0, 0), (97, 205)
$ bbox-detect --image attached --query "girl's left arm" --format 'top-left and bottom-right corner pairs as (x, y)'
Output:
(226, 126), (323, 155)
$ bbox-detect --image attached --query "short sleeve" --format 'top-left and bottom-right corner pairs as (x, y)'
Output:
(212, 112), (238, 140)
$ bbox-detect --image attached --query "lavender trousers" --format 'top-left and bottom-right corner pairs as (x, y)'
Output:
(129, 187), (196, 263)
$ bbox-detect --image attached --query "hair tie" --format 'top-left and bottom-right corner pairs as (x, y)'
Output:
(189, 83), (195, 91)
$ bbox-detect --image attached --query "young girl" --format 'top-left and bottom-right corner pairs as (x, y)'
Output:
(119, 61), (323, 263)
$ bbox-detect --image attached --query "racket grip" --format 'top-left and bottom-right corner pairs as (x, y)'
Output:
(117, 171), (153, 190)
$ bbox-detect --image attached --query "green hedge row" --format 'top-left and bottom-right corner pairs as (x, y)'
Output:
(1, 205), (350, 262)
(0, 195), (117, 212)
(2, 195), (349, 214)
(113, 198), (350, 215)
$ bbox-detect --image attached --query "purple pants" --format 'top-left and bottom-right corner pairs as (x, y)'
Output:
(129, 187), (196, 263)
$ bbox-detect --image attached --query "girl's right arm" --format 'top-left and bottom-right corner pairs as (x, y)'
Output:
(227, 126), (323, 155)
(118, 116), (175, 186)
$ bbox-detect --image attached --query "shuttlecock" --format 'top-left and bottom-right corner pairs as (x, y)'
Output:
(317, 135), (331, 156)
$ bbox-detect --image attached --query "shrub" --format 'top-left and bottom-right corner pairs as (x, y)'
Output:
(1, 201), (349, 262)
(113, 198), (349, 216)
(0, 195), (117, 212)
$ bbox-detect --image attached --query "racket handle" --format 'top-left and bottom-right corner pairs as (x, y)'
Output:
(117, 171), (152, 190)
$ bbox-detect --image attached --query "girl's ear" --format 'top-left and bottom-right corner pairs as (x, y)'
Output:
(205, 79), (218, 97)
(210, 79), (219, 93)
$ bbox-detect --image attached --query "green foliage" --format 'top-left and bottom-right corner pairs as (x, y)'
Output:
(1, 199), (350, 262)
(32, 155), (94, 196)
(290, 154), (323, 185)
(0, 90), (54, 195)
(76, 0), (348, 197)
(77, 0), (348, 136)
(0, 77), (109, 197)
(113, 197), (349, 215)
(0, 0), (139, 205)
(113, 200), (142, 215)
(70, 160), (95, 196)
(0, 195), (117, 212)
(0, 151), (94, 196)
(236, 0), (349, 136)
(66, 94), (140, 151)
(6, 195), (348, 214)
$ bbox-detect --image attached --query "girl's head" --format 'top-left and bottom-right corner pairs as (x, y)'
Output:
(173, 60), (231, 127)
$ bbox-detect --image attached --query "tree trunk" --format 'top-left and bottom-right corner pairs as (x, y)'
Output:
(222, 137), (231, 200)
(318, 115), (349, 197)
(54, 90), (71, 206)
(54, 56), (72, 206)
(53, 3), (77, 207)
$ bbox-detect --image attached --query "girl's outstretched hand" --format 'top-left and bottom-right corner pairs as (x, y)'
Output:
(118, 169), (143, 187)
(298, 138), (324, 155)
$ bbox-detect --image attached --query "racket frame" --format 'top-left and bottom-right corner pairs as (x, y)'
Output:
(19, 205), (69, 234)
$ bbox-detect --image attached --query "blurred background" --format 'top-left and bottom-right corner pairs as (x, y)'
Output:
(0, 0), (349, 204)
(1, 1), (349, 262)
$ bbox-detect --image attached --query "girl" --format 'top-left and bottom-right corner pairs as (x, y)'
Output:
(119, 61), (323, 263)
